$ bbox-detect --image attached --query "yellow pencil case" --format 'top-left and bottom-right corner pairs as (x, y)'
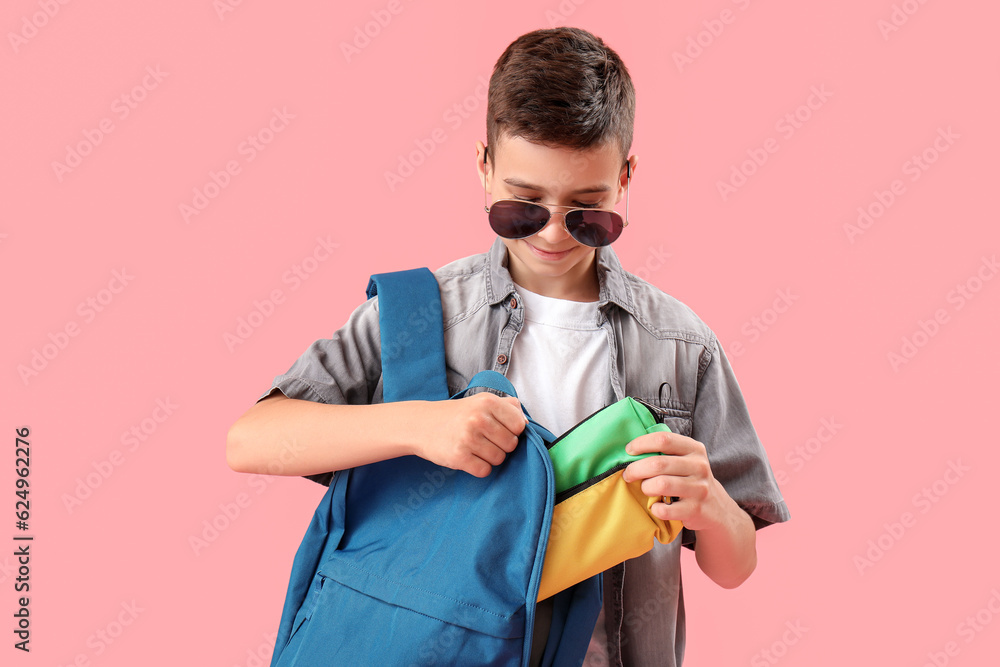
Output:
(537, 397), (684, 602)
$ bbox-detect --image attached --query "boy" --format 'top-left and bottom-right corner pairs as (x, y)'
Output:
(227, 26), (789, 666)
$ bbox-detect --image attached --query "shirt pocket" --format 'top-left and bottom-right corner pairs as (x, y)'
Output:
(634, 399), (694, 437)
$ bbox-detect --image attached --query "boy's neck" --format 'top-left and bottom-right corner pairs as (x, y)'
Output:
(506, 251), (600, 302)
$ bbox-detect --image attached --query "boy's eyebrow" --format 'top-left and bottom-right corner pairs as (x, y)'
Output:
(503, 177), (612, 195)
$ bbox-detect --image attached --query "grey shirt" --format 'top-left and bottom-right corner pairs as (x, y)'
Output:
(259, 237), (790, 666)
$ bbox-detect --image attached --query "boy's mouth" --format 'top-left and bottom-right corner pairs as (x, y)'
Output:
(525, 242), (573, 261)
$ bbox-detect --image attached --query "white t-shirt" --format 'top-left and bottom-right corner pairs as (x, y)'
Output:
(504, 281), (615, 664)
(504, 282), (615, 435)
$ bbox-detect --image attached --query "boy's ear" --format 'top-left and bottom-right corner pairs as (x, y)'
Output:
(476, 140), (490, 191)
(618, 155), (637, 205)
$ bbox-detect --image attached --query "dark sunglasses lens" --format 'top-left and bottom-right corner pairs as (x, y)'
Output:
(565, 210), (623, 247)
(488, 200), (549, 239)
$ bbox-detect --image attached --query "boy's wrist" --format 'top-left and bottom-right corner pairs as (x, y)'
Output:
(696, 479), (748, 535)
(377, 400), (433, 460)
(692, 484), (757, 588)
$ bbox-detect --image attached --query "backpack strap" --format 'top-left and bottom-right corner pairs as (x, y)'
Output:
(366, 267), (449, 403)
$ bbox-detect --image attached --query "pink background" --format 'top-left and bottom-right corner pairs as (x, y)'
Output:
(4, 1), (998, 665)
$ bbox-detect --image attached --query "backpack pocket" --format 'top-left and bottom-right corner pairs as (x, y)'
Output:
(274, 555), (526, 667)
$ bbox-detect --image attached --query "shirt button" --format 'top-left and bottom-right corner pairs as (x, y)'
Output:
(497, 354), (508, 365)
(510, 298), (518, 309)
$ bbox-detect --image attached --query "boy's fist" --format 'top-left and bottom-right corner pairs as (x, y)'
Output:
(414, 393), (527, 478)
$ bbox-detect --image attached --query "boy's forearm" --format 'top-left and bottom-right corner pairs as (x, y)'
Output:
(692, 482), (758, 589)
(226, 396), (424, 476)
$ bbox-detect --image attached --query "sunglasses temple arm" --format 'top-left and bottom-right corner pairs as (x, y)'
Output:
(625, 161), (630, 225)
(484, 146), (490, 212)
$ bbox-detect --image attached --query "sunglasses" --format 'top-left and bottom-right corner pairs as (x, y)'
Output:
(482, 146), (631, 248)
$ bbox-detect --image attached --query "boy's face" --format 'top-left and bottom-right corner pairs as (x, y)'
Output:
(476, 135), (636, 301)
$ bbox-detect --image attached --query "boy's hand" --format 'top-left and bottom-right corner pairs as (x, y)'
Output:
(621, 431), (735, 532)
(414, 393), (527, 478)
(622, 430), (758, 588)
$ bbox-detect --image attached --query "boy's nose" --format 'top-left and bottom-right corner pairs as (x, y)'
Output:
(537, 211), (573, 243)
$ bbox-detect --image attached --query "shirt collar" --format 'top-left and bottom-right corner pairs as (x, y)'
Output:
(483, 237), (636, 315)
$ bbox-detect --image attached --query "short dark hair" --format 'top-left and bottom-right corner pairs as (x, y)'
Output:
(486, 27), (635, 168)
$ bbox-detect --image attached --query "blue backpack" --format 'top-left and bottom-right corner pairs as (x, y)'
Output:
(269, 268), (603, 667)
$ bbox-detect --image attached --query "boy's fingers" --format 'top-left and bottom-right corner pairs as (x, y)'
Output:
(473, 441), (507, 467)
(625, 431), (671, 455)
(494, 396), (528, 435)
(623, 454), (673, 483)
(485, 418), (520, 453)
(462, 437), (513, 476)
(462, 456), (493, 479)
(468, 407), (519, 455)
(468, 398), (524, 465)
(448, 395), (525, 475)
(625, 431), (701, 456)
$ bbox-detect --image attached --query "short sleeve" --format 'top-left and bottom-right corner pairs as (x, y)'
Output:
(257, 295), (383, 486)
(682, 334), (790, 547)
